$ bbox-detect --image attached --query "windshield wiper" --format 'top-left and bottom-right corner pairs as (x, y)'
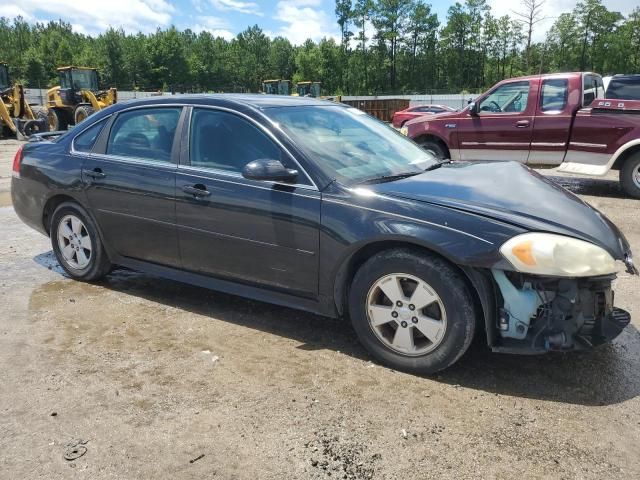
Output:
(423, 159), (452, 171)
(358, 171), (422, 185)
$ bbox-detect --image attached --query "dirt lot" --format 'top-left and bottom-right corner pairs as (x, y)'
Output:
(1, 138), (639, 479)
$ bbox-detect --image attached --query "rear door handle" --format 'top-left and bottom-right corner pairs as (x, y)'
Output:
(515, 120), (530, 128)
(182, 184), (211, 197)
(85, 168), (106, 179)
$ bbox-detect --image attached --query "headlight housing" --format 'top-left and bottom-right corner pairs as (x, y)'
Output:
(400, 126), (408, 136)
(500, 233), (617, 277)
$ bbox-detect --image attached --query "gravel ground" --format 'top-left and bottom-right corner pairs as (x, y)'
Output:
(1, 138), (639, 479)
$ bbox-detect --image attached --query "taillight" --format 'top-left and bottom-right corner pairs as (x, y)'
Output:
(12, 145), (24, 178)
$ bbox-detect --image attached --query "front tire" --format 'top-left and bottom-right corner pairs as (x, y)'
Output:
(74, 105), (95, 124)
(51, 202), (111, 281)
(417, 138), (449, 160)
(47, 109), (69, 132)
(348, 249), (476, 374)
(620, 154), (640, 199)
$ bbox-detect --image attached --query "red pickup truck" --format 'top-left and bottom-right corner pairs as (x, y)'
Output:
(403, 72), (640, 198)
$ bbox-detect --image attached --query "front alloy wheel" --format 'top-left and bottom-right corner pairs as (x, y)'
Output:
(348, 249), (476, 374)
(366, 273), (447, 356)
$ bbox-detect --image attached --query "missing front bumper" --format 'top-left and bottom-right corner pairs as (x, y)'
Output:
(490, 273), (630, 354)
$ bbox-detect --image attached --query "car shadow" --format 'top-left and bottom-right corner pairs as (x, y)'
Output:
(33, 251), (640, 406)
(544, 174), (631, 199)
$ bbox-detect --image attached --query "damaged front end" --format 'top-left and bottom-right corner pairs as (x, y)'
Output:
(491, 269), (631, 353)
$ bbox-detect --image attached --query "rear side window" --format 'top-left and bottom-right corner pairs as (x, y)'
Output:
(540, 79), (568, 112)
(189, 108), (282, 173)
(73, 119), (106, 153)
(583, 74), (605, 107)
(606, 77), (640, 100)
(107, 107), (181, 162)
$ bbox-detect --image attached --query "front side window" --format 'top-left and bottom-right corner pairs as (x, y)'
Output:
(107, 107), (181, 162)
(540, 79), (568, 112)
(265, 105), (438, 185)
(189, 109), (282, 173)
(73, 119), (107, 153)
(479, 81), (530, 114)
(0, 66), (8, 89)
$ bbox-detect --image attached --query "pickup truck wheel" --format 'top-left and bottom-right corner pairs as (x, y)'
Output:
(620, 154), (640, 199)
(348, 249), (476, 374)
(417, 139), (448, 160)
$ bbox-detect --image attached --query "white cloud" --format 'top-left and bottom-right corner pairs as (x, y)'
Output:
(488, 0), (637, 43)
(210, 0), (263, 16)
(271, 0), (339, 45)
(0, 0), (174, 35)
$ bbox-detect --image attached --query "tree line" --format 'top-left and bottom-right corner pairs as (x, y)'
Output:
(0, 0), (638, 95)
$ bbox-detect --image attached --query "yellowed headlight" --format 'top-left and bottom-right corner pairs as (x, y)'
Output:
(500, 233), (617, 277)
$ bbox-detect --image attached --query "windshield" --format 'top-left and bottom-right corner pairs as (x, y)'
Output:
(61, 69), (98, 91)
(0, 66), (9, 89)
(265, 105), (438, 185)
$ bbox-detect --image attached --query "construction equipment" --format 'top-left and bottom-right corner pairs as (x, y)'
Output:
(295, 81), (321, 98)
(262, 79), (291, 95)
(46, 66), (117, 131)
(0, 63), (47, 139)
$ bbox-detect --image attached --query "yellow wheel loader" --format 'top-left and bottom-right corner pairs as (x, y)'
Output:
(0, 63), (47, 139)
(46, 66), (117, 131)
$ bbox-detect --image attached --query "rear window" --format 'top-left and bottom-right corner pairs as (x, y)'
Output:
(540, 79), (568, 112)
(106, 107), (181, 162)
(606, 77), (640, 100)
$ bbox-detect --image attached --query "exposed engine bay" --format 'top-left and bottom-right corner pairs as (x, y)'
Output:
(491, 269), (630, 352)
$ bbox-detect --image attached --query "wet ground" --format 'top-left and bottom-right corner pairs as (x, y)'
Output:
(1, 139), (639, 479)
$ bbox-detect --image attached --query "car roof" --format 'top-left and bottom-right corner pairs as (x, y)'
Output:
(115, 93), (337, 110)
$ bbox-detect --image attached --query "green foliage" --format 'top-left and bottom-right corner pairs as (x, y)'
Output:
(0, 0), (635, 95)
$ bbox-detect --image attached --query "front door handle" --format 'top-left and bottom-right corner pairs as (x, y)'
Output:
(85, 168), (106, 179)
(515, 120), (530, 128)
(182, 184), (211, 197)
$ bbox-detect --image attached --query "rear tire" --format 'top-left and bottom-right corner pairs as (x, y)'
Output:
(74, 105), (95, 124)
(620, 154), (640, 199)
(47, 109), (68, 132)
(51, 202), (112, 281)
(417, 138), (449, 160)
(348, 249), (476, 374)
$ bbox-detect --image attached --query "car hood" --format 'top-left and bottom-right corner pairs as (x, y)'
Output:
(406, 109), (460, 125)
(369, 161), (631, 260)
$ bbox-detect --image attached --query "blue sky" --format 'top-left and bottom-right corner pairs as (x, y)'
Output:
(0, 0), (634, 44)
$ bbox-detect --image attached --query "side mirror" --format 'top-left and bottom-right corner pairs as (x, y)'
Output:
(242, 159), (298, 183)
(468, 102), (479, 115)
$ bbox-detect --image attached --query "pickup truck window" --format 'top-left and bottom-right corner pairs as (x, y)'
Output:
(606, 76), (640, 100)
(583, 74), (605, 107)
(540, 79), (568, 112)
(479, 81), (529, 114)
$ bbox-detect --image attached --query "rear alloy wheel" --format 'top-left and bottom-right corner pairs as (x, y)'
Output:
(74, 105), (95, 125)
(417, 139), (448, 160)
(51, 202), (111, 281)
(620, 154), (640, 199)
(348, 249), (476, 374)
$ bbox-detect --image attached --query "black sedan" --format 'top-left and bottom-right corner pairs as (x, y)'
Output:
(11, 95), (636, 373)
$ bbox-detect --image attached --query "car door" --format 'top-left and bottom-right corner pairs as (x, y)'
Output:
(528, 78), (572, 165)
(81, 105), (184, 267)
(456, 80), (535, 163)
(175, 106), (321, 297)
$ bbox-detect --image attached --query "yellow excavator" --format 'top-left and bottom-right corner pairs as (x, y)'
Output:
(0, 63), (47, 139)
(46, 66), (117, 131)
